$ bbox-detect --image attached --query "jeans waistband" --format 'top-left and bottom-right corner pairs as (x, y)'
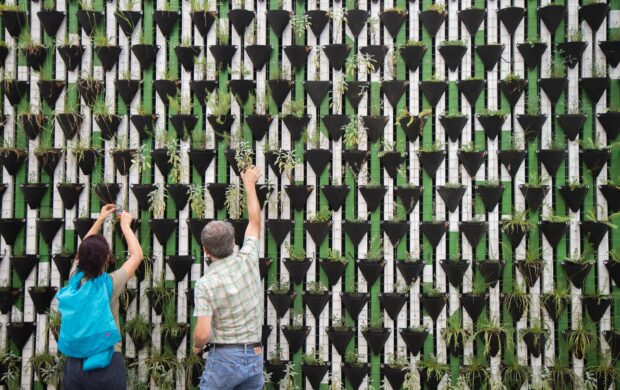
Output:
(209, 343), (261, 353)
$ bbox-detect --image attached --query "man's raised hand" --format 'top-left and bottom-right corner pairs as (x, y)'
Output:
(241, 166), (262, 187)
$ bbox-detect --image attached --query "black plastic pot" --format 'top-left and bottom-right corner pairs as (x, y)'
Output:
(477, 260), (504, 288)
(186, 219), (211, 244)
(440, 260), (469, 288)
(74, 218), (95, 239)
(520, 185), (549, 212)
(419, 9), (446, 37)
(76, 10), (102, 36)
(381, 80), (408, 107)
(538, 220), (568, 249)
(341, 292), (369, 320)
(7, 322), (35, 351)
(517, 114), (547, 141)
(323, 44), (351, 70)
(94, 45), (122, 71)
(149, 218), (178, 245)
(56, 113), (82, 140)
(344, 81), (368, 108)
(282, 115), (310, 141)
(111, 149), (135, 176)
(440, 115), (468, 142)
(22, 45), (48, 70)
(206, 183), (229, 210)
(345, 9), (369, 38)
(476, 114), (504, 141)
(539, 4), (566, 33)
(0, 287), (21, 314)
(396, 260), (424, 285)
(0, 148), (27, 176)
(20, 183), (49, 209)
(283, 258), (312, 284)
(305, 221), (331, 246)
(599, 40), (620, 68)
(95, 114), (122, 141)
(319, 260), (347, 286)
(460, 221), (487, 248)
(420, 80), (447, 107)
(36, 148), (63, 177)
(174, 45), (200, 71)
(229, 79), (255, 104)
(2, 10), (27, 38)
(540, 77), (568, 106)
(559, 185), (588, 212)
(581, 148), (610, 178)
(380, 9), (406, 38)
(77, 79), (103, 106)
(517, 42), (547, 69)
(399, 45), (426, 72)
(131, 44), (159, 69)
(556, 113), (586, 141)
(37, 218), (63, 245)
(394, 186), (422, 213)
(360, 45), (388, 71)
(10, 255), (39, 282)
(580, 77), (610, 104)
(499, 78), (527, 108)
(58, 45), (85, 71)
(381, 220), (409, 246)
(321, 185), (350, 212)
(170, 114), (197, 140)
(362, 328), (391, 355)
(228, 8), (254, 36)
(282, 326), (310, 353)
(579, 2), (609, 32)
(20, 113), (45, 140)
(359, 185), (387, 212)
(165, 255), (194, 282)
(304, 149), (332, 175)
(516, 260), (543, 288)
(152, 148), (171, 177)
(505, 294), (527, 321)
(284, 184), (313, 211)
(458, 8), (486, 35)
(267, 291), (296, 318)
(561, 260), (592, 289)
(245, 45), (272, 71)
(154, 10), (178, 37)
(283, 45), (311, 71)
(2, 80), (29, 106)
(187, 149), (215, 177)
(498, 150), (526, 178)
(303, 291), (330, 318)
(93, 183), (120, 205)
(321, 115), (349, 141)
(130, 184), (157, 211)
(153, 79), (180, 105)
(358, 259), (386, 287)
(326, 327), (355, 356)
(438, 45), (467, 72)
(497, 6), (525, 36)
(437, 185), (466, 212)
(191, 10), (216, 36)
(420, 293), (447, 321)
(302, 362), (330, 390)
(398, 113), (427, 142)
(53, 253), (74, 280)
(583, 296), (610, 322)
(342, 363), (371, 390)
(28, 286), (58, 314)
(458, 150), (486, 177)
(379, 292), (408, 320)
(265, 219), (293, 246)
(38, 80), (65, 107)
(461, 293), (488, 321)
(341, 150), (369, 174)
(539, 149), (567, 176)
(342, 220), (370, 247)
(420, 221), (448, 248)
(114, 10), (142, 36)
(599, 184), (620, 213)
(522, 331), (546, 358)
(268, 79), (293, 107)
(598, 112), (620, 141)
(417, 150), (445, 177)
(245, 114), (272, 141)
(399, 327), (428, 356)
(129, 114), (156, 139)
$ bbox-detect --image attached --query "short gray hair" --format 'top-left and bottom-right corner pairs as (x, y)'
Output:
(201, 221), (235, 259)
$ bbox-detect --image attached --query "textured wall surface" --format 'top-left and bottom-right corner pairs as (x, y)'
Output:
(0, 0), (619, 389)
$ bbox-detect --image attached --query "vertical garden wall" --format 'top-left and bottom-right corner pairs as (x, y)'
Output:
(0, 0), (619, 389)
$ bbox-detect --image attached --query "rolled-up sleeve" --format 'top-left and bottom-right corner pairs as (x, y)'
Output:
(193, 279), (214, 317)
(238, 236), (259, 263)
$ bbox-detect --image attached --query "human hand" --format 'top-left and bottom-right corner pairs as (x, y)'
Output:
(193, 345), (204, 355)
(119, 211), (134, 229)
(241, 166), (261, 187)
(99, 204), (117, 220)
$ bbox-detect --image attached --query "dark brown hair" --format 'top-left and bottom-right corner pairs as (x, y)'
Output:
(77, 235), (111, 279)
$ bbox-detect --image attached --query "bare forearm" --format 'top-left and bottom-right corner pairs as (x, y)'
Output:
(122, 225), (142, 260)
(84, 216), (106, 238)
(244, 183), (261, 225)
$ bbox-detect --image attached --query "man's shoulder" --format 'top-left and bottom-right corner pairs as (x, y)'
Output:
(195, 273), (220, 292)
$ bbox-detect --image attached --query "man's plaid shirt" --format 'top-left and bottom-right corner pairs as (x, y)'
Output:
(193, 236), (263, 343)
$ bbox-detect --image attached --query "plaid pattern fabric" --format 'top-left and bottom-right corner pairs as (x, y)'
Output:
(193, 236), (263, 343)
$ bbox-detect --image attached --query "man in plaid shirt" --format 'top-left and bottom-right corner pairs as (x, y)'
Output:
(192, 166), (264, 390)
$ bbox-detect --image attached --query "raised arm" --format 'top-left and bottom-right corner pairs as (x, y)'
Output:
(241, 166), (262, 239)
(84, 204), (117, 238)
(118, 211), (144, 278)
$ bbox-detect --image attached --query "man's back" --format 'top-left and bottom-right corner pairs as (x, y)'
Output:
(194, 236), (263, 344)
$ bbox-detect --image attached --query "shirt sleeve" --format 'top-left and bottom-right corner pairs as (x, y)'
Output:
(193, 279), (214, 317)
(109, 268), (129, 301)
(238, 236), (260, 264)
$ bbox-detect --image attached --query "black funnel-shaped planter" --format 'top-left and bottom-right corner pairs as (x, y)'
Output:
(381, 80), (408, 107)
(20, 183), (49, 209)
(282, 115), (310, 141)
(460, 293), (488, 321)
(399, 327), (429, 356)
(420, 221), (448, 248)
(459, 8), (486, 35)
(398, 114), (427, 142)
(540, 221), (568, 248)
(56, 113), (82, 140)
(438, 45), (467, 72)
(229, 8), (255, 36)
(517, 42), (547, 70)
(207, 183), (229, 210)
(583, 296), (610, 322)
(326, 327), (355, 356)
(74, 218), (95, 239)
(245, 114), (273, 141)
(605, 260), (620, 288)
(341, 150), (369, 175)
(457, 79), (486, 105)
(188, 149), (216, 177)
(345, 9), (369, 37)
(420, 80), (447, 107)
(341, 292), (369, 320)
(36, 149), (63, 177)
(94, 183), (120, 205)
(38, 80), (65, 107)
(380, 10), (406, 38)
(229, 80), (255, 104)
(303, 291), (330, 318)
(394, 186), (423, 213)
(604, 331), (620, 359)
(77, 80), (102, 106)
(360, 45), (388, 71)
(437, 185), (466, 212)
(344, 81), (369, 108)
(130, 114), (157, 139)
(131, 184), (157, 211)
(152, 148), (171, 177)
(439, 116), (468, 142)
(517, 114), (547, 141)
(499, 78), (527, 108)
(420, 294), (447, 321)
(342, 220), (370, 247)
(76, 10), (102, 36)
(282, 326), (311, 353)
(498, 150), (526, 178)
(170, 114), (197, 140)
(10, 255), (39, 282)
(53, 253), (74, 280)
(165, 255), (194, 282)
(358, 259), (386, 287)
(28, 286), (58, 314)
(154, 10), (179, 37)
(37, 218), (63, 245)
(114, 10), (142, 36)
(2, 10), (27, 37)
(460, 221), (487, 248)
(540, 77), (568, 106)
(417, 150), (445, 177)
(187, 219), (211, 244)
(165, 324), (188, 352)
(267, 291), (296, 318)
(600, 184), (620, 213)
(598, 112), (620, 141)
(0, 287), (21, 314)
(323, 44), (351, 71)
(283, 259), (313, 284)
(303, 80), (330, 108)
(174, 45), (200, 71)
(94, 114), (121, 141)
(381, 220), (409, 246)
(379, 293), (408, 320)
(2, 79), (28, 106)
(497, 7), (525, 35)
(302, 363), (330, 390)
(131, 44), (159, 69)
(579, 2), (609, 32)
(600, 41), (620, 68)
(476, 113), (506, 140)
(520, 185), (550, 212)
(283, 45), (311, 71)
(259, 258), (273, 280)
(94, 45), (122, 71)
(58, 45), (85, 71)
(20, 113), (45, 140)
(477, 260), (505, 288)
(149, 218), (178, 245)
(539, 4), (566, 33)
(266, 219), (293, 246)
(245, 45), (272, 71)
(580, 77), (610, 104)
(319, 260), (347, 286)
(7, 322), (35, 351)
(343, 363), (371, 390)
(400, 45), (426, 72)
(304, 149), (332, 175)
(154, 79), (180, 105)
(557, 113), (586, 141)
(305, 221), (331, 246)
(359, 186), (387, 212)
(458, 151), (486, 177)
(559, 185), (589, 212)
(210, 45), (238, 70)
(362, 328), (391, 355)
(111, 149), (136, 176)
(440, 260), (469, 288)
(22, 45), (48, 70)
(506, 294), (527, 321)
(0, 218), (25, 246)
(419, 10), (447, 37)
(561, 260), (592, 289)
(396, 260), (425, 285)
(265, 361), (288, 385)
(285, 185), (313, 211)
(581, 148), (610, 178)
(191, 10), (216, 37)
(522, 331), (546, 358)
(539, 149), (567, 176)
(321, 185), (350, 212)
(516, 260), (543, 287)
(476, 44), (504, 72)
(0, 148), (27, 176)
(322, 115), (349, 141)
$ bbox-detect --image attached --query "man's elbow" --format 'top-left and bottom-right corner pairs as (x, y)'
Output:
(194, 327), (210, 344)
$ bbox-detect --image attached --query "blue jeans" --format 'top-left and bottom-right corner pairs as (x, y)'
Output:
(199, 346), (264, 390)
